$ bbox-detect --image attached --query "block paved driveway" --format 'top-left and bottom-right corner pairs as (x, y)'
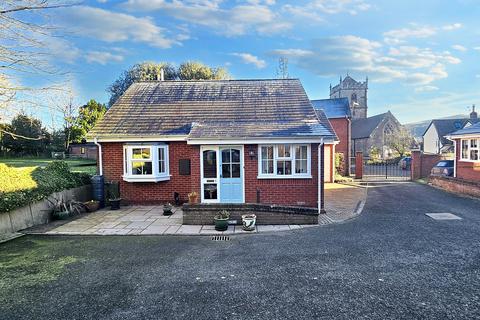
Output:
(1, 182), (480, 319)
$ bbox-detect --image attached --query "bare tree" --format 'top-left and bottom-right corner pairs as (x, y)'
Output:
(0, 1), (72, 138)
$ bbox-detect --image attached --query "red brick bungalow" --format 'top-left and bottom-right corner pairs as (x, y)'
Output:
(311, 98), (351, 177)
(447, 122), (480, 181)
(87, 79), (337, 211)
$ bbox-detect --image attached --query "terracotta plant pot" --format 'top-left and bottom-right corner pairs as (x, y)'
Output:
(188, 195), (198, 204)
(84, 200), (100, 212)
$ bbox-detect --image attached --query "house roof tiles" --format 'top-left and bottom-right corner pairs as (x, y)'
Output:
(311, 98), (351, 119)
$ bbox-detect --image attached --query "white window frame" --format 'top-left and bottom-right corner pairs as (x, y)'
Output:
(257, 144), (312, 179)
(123, 144), (170, 182)
(460, 138), (480, 162)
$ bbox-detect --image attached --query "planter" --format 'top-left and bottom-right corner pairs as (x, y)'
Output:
(109, 198), (121, 210)
(163, 205), (173, 216)
(241, 214), (257, 231)
(84, 200), (100, 212)
(214, 218), (229, 231)
(188, 196), (198, 204)
(53, 211), (70, 220)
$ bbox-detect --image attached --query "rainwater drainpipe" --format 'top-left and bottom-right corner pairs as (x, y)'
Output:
(319, 138), (326, 214)
(94, 137), (103, 176)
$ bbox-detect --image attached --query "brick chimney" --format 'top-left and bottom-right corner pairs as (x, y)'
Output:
(470, 104), (478, 120)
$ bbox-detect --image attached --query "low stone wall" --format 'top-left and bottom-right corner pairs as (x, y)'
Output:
(429, 176), (480, 198)
(183, 203), (319, 225)
(0, 185), (92, 235)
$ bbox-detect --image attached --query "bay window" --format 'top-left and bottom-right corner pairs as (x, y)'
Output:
(123, 144), (170, 182)
(258, 144), (311, 178)
(460, 138), (480, 162)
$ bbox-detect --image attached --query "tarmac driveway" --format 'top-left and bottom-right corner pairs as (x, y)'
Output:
(1, 182), (479, 319)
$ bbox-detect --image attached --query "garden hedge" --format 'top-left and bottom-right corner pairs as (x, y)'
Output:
(0, 161), (91, 213)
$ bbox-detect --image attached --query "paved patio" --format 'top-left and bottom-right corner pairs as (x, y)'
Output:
(38, 183), (367, 236)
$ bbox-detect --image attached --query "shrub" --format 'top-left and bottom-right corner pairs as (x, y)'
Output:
(0, 161), (91, 213)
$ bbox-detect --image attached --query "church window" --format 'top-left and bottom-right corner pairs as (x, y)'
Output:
(351, 93), (358, 103)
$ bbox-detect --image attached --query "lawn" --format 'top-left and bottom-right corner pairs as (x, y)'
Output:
(0, 157), (97, 175)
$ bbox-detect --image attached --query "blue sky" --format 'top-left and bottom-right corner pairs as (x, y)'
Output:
(24, 0), (480, 124)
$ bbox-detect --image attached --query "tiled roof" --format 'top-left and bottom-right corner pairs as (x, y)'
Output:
(311, 98), (351, 119)
(449, 121), (480, 137)
(314, 109), (338, 141)
(351, 112), (390, 139)
(88, 79), (335, 141)
(425, 119), (477, 145)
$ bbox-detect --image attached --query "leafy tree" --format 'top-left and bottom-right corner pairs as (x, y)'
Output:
(70, 99), (107, 143)
(177, 61), (229, 81)
(2, 114), (48, 156)
(107, 62), (176, 106)
(385, 127), (415, 158)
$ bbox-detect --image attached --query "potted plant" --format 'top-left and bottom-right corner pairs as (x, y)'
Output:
(188, 191), (198, 204)
(163, 203), (173, 216)
(48, 198), (85, 220)
(241, 214), (257, 231)
(84, 200), (100, 212)
(214, 210), (230, 231)
(108, 181), (122, 210)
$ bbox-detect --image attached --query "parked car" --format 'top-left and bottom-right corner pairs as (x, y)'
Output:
(431, 160), (454, 177)
(398, 157), (412, 170)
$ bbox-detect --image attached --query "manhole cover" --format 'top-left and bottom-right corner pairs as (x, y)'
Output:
(425, 213), (462, 220)
(211, 235), (230, 241)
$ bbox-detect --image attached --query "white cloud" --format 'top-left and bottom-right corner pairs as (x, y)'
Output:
(47, 37), (81, 64)
(452, 44), (467, 52)
(383, 24), (436, 45)
(283, 0), (370, 22)
(442, 23), (462, 30)
(271, 35), (460, 85)
(122, 0), (291, 36)
(415, 85), (439, 92)
(474, 47), (480, 51)
(231, 53), (266, 69)
(57, 6), (176, 48)
(85, 51), (124, 65)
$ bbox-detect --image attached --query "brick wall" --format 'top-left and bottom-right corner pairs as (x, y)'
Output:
(429, 176), (480, 198)
(329, 118), (350, 175)
(454, 139), (480, 182)
(244, 143), (319, 207)
(183, 203), (319, 225)
(100, 142), (319, 207)
(411, 150), (446, 180)
(100, 142), (201, 204)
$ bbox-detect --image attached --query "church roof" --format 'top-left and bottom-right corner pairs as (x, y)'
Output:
(351, 112), (392, 139)
(311, 98), (351, 119)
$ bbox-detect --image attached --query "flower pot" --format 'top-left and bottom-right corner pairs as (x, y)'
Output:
(84, 201), (100, 212)
(109, 198), (121, 210)
(242, 214), (257, 231)
(53, 211), (70, 220)
(163, 206), (173, 216)
(188, 196), (198, 204)
(214, 218), (229, 231)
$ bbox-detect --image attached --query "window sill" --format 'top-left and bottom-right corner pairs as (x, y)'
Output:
(257, 175), (312, 179)
(123, 175), (171, 182)
(459, 159), (480, 163)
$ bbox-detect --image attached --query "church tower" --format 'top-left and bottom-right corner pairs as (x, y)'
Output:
(329, 75), (368, 119)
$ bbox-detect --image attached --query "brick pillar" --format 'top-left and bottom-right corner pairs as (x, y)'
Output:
(355, 151), (363, 179)
(411, 150), (422, 180)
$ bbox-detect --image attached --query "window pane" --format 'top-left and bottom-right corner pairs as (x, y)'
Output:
(471, 139), (478, 148)
(462, 140), (469, 159)
(284, 145), (291, 157)
(158, 148), (165, 173)
(133, 148), (150, 159)
(232, 164), (240, 178)
(285, 160), (292, 175)
(222, 149), (230, 163)
(222, 164), (231, 178)
(203, 150), (217, 178)
(262, 160), (273, 174)
(261, 146), (273, 160)
(159, 160), (165, 173)
(471, 150), (479, 161)
(231, 149), (240, 163)
(295, 145), (307, 160)
(204, 184), (218, 200)
(132, 161), (152, 175)
(277, 160), (285, 175)
(295, 159), (308, 174)
(278, 145), (291, 158)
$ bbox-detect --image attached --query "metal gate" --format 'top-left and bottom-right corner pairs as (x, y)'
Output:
(362, 158), (411, 181)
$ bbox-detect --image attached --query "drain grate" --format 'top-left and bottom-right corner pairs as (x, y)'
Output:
(211, 235), (230, 241)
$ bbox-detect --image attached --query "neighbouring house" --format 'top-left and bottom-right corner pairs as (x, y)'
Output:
(446, 121), (480, 182)
(87, 79), (337, 210)
(423, 107), (479, 155)
(68, 142), (98, 160)
(311, 97), (351, 176)
(351, 111), (403, 158)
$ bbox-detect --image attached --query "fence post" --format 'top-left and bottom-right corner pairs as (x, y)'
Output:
(355, 151), (363, 179)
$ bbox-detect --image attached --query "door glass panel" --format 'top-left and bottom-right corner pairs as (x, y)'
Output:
(222, 164), (231, 178)
(222, 149), (230, 163)
(231, 149), (240, 163)
(204, 184), (218, 200)
(231, 164), (240, 178)
(203, 150), (217, 178)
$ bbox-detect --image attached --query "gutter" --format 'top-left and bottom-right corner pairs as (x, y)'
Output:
(93, 137), (103, 176)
